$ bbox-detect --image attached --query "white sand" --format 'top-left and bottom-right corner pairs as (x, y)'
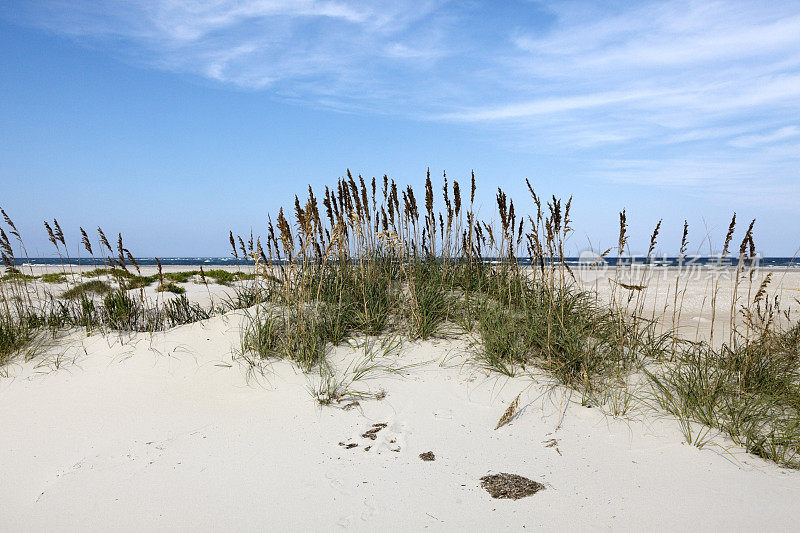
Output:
(13, 263), (800, 336)
(2, 305), (800, 530)
(578, 266), (800, 344)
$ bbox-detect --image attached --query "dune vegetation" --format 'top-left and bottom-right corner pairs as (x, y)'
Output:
(1, 171), (799, 467)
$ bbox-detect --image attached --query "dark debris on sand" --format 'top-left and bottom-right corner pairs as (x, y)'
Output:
(362, 423), (388, 440)
(419, 451), (435, 461)
(480, 473), (544, 500)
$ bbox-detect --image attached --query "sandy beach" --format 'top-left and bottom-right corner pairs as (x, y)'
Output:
(15, 262), (800, 343)
(6, 1), (800, 528)
(2, 268), (800, 530)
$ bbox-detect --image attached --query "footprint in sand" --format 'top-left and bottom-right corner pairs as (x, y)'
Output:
(325, 471), (355, 496)
(336, 499), (377, 526)
(342, 420), (408, 454)
(361, 499), (377, 521)
(337, 515), (354, 528)
(433, 408), (454, 420)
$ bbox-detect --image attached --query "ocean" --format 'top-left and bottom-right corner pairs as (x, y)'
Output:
(11, 256), (799, 267)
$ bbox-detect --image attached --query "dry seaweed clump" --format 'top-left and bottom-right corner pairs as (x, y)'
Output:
(419, 451), (435, 461)
(480, 473), (544, 500)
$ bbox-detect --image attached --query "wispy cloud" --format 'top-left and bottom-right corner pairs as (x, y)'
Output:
(6, 0), (800, 201)
(729, 125), (800, 147)
(10, 1), (449, 96)
(438, 89), (673, 121)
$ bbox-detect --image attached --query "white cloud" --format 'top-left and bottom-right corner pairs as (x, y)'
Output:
(12, 1), (446, 93)
(587, 155), (800, 209)
(730, 126), (800, 148)
(7, 0), (800, 199)
(438, 89), (671, 121)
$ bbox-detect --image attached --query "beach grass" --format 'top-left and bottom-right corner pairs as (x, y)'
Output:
(39, 273), (67, 283)
(1, 170), (799, 467)
(62, 280), (112, 299)
(157, 282), (185, 294)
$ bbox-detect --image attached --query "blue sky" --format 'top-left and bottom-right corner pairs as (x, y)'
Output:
(1, 1), (799, 256)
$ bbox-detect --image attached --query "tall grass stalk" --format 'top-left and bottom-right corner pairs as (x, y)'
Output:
(4, 171), (800, 469)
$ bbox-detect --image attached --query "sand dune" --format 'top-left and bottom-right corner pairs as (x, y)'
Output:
(2, 307), (800, 530)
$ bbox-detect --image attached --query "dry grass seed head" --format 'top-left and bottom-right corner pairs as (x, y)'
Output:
(80, 227), (93, 256)
(722, 213), (737, 258)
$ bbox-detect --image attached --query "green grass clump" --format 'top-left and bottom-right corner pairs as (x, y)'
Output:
(309, 255), (400, 336)
(223, 280), (273, 310)
(157, 282), (185, 294)
(0, 219), (233, 345)
(81, 267), (155, 288)
(2, 268), (35, 281)
(476, 303), (528, 376)
(523, 286), (637, 390)
(103, 290), (139, 329)
(204, 269), (235, 284)
(240, 308), (323, 371)
(164, 270), (198, 283)
(76, 295), (98, 330)
(163, 295), (210, 327)
(406, 264), (449, 339)
(39, 272), (68, 283)
(82, 268), (111, 277)
(649, 322), (800, 467)
(82, 267), (133, 278)
(203, 269), (258, 284)
(124, 274), (158, 289)
(0, 313), (39, 366)
(82, 268), (156, 288)
(241, 308), (283, 359)
(195, 269), (256, 285)
(62, 280), (111, 299)
(471, 274), (652, 392)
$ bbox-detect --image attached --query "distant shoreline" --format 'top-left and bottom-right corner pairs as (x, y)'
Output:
(6, 263), (800, 278)
(7, 256), (799, 268)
